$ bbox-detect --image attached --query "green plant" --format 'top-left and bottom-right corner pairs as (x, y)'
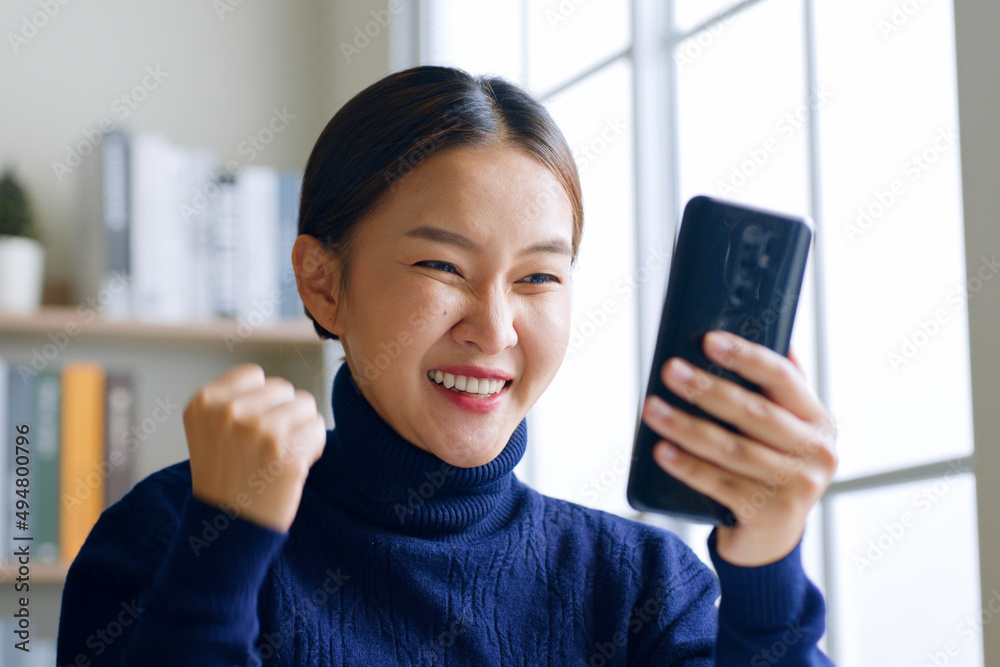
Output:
(0, 170), (39, 240)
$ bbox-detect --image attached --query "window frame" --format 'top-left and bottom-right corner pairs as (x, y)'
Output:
(406, 0), (985, 660)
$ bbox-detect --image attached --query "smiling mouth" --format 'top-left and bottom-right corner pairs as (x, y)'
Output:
(426, 370), (511, 398)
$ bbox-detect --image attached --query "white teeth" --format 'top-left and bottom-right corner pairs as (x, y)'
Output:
(426, 370), (508, 397)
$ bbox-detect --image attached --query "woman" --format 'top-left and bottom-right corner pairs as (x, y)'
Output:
(57, 65), (837, 665)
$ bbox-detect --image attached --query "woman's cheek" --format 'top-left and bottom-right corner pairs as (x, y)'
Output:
(403, 286), (461, 336)
(523, 294), (571, 351)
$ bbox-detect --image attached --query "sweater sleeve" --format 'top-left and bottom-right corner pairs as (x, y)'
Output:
(56, 467), (288, 667)
(118, 495), (288, 665)
(707, 528), (833, 665)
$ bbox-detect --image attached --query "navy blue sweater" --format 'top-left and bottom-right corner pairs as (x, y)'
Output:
(57, 363), (832, 665)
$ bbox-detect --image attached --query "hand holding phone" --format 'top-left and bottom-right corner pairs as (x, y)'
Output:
(626, 196), (813, 526)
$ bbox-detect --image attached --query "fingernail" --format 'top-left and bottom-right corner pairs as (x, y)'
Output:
(705, 331), (732, 357)
(648, 397), (672, 419)
(668, 358), (694, 383)
(655, 441), (678, 462)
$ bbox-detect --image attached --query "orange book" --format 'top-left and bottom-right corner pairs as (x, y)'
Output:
(60, 361), (106, 564)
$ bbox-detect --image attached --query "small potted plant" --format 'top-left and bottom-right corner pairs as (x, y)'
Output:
(0, 170), (46, 313)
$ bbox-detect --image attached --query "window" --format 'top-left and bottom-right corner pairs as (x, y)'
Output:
(411, 0), (980, 661)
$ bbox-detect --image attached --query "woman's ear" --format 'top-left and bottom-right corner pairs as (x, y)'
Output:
(292, 234), (344, 337)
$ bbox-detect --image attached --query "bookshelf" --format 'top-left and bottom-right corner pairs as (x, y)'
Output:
(0, 305), (340, 642)
(0, 562), (67, 585)
(0, 307), (323, 346)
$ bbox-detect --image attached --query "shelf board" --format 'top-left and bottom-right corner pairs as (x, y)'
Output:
(0, 561), (68, 584)
(0, 306), (324, 347)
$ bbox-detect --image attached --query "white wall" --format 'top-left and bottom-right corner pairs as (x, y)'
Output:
(0, 0), (403, 294)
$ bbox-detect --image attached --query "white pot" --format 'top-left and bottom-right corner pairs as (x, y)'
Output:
(0, 235), (45, 314)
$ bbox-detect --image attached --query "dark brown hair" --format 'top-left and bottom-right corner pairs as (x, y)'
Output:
(298, 65), (584, 341)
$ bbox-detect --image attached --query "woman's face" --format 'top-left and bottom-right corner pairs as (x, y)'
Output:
(327, 144), (575, 468)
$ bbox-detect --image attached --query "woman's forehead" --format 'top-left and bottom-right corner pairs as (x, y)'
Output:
(376, 146), (574, 237)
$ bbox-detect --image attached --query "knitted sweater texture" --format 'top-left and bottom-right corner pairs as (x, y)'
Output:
(56, 363), (832, 665)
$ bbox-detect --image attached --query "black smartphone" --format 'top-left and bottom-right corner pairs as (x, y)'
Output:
(626, 195), (813, 526)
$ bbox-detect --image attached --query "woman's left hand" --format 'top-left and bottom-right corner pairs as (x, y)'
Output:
(641, 330), (838, 567)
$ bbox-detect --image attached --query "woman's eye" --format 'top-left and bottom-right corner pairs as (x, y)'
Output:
(417, 260), (459, 275)
(416, 261), (559, 285)
(520, 274), (561, 285)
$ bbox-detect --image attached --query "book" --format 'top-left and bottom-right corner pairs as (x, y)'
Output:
(77, 128), (131, 318)
(278, 171), (305, 320)
(33, 369), (60, 563)
(212, 173), (239, 318)
(181, 148), (220, 322)
(129, 133), (173, 322)
(104, 370), (136, 507)
(80, 130), (308, 325)
(236, 165), (281, 326)
(59, 361), (106, 564)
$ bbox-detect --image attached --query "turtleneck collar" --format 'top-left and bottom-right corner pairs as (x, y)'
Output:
(306, 362), (529, 541)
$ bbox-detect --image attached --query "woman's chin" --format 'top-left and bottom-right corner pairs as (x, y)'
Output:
(424, 436), (506, 469)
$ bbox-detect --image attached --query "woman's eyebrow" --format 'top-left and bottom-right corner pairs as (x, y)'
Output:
(403, 225), (572, 257)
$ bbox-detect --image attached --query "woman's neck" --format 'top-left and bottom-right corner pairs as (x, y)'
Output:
(306, 363), (529, 541)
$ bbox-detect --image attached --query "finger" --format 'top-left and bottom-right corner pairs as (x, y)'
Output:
(786, 347), (804, 376)
(660, 357), (821, 455)
(642, 396), (791, 482)
(260, 388), (317, 422)
(701, 331), (827, 425)
(258, 398), (324, 466)
(227, 377), (298, 420)
(203, 363), (266, 403)
(651, 440), (758, 513)
(286, 413), (327, 467)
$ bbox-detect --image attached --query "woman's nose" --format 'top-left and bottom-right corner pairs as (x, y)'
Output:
(450, 288), (518, 355)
